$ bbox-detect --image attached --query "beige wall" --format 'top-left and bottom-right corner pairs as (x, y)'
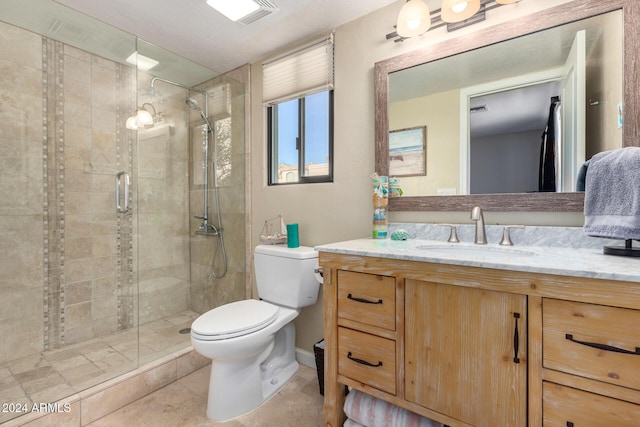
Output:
(250, 0), (581, 354)
(390, 90), (460, 196)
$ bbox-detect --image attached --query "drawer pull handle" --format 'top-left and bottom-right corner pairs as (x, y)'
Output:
(566, 422), (574, 427)
(347, 352), (383, 367)
(513, 312), (520, 364)
(565, 334), (640, 355)
(347, 294), (383, 304)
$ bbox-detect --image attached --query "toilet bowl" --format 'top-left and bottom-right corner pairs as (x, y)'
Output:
(191, 245), (320, 421)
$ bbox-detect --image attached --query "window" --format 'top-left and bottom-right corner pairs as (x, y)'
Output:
(267, 90), (333, 184)
(263, 36), (334, 185)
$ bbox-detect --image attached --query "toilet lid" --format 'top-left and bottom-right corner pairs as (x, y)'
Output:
(191, 299), (279, 340)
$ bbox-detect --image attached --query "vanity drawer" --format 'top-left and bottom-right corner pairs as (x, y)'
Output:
(337, 270), (396, 330)
(338, 327), (396, 395)
(543, 382), (640, 426)
(543, 299), (640, 390)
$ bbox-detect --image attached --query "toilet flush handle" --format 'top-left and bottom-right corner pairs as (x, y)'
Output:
(314, 266), (324, 284)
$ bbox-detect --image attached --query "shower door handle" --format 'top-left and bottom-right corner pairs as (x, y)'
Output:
(115, 171), (130, 213)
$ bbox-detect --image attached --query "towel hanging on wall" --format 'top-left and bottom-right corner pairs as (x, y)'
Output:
(583, 146), (640, 256)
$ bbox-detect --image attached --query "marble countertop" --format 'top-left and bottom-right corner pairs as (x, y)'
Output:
(315, 238), (640, 283)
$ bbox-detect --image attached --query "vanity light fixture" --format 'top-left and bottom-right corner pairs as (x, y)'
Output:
(396, 0), (432, 38)
(389, 0), (521, 42)
(126, 103), (156, 130)
(206, 0), (260, 21)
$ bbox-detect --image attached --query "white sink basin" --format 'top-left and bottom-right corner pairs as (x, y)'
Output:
(416, 244), (537, 258)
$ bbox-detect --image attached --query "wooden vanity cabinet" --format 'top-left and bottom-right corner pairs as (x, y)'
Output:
(405, 279), (527, 426)
(322, 253), (530, 427)
(320, 251), (640, 427)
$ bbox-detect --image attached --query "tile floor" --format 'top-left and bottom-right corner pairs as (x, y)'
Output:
(85, 364), (324, 427)
(0, 311), (199, 424)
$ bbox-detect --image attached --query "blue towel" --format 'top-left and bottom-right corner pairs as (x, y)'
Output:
(576, 160), (589, 191)
(583, 147), (640, 239)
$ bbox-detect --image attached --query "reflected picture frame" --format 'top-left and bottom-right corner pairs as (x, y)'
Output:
(389, 126), (426, 177)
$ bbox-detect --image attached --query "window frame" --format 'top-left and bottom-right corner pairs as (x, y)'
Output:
(267, 90), (334, 186)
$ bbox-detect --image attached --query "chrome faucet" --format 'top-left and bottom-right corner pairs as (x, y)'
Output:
(470, 206), (487, 245)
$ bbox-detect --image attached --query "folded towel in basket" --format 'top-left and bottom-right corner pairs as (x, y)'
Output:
(344, 389), (443, 427)
(583, 147), (640, 239)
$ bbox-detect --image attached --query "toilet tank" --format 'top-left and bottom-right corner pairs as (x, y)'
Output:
(254, 245), (320, 309)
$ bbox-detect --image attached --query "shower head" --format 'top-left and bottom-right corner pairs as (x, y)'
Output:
(186, 96), (213, 131)
(186, 97), (200, 110)
(186, 97), (208, 122)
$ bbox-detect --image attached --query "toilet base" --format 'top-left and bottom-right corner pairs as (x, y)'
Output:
(205, 322), (299, 421)
(261, 322), (299, 400)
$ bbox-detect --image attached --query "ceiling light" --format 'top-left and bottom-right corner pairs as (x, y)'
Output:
(125, 52), (159, 71)
(396, 0), (431, 38)
(441, 0), (481, 23)
(206, 0), (260, 21)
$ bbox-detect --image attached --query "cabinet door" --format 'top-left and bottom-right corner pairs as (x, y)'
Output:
(405, 279), (528, 427)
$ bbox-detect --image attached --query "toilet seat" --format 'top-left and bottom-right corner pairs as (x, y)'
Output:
(191, 299), (280, 340)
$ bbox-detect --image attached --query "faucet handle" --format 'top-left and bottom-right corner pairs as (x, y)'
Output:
(438, 224), (460, 243)
(500, 225), (525, 246)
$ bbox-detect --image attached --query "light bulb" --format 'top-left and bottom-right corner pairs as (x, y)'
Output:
(407, 19), (421, 30)
(441, 0), (480, 23)
(126, 116), (138, 130)
(136, 109), (154, 126)
(452, 1), (468, 13)
(396, 0), (431, 38)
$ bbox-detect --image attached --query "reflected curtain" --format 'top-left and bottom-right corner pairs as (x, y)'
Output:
(538, 96), (561, 192)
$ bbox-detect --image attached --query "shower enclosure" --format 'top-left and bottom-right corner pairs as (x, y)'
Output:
(0, 1), (247, 423)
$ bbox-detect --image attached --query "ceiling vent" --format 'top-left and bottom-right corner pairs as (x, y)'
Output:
(239, 0), (279, 25)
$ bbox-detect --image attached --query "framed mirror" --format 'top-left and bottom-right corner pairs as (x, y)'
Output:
(375, 0), (639, 212)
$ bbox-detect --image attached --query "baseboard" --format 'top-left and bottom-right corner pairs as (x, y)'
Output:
(295, 347), (317, 369)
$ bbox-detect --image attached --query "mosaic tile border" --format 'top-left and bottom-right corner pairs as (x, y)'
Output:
(42, 38), (66, 351)
(115, 63), (136, 331)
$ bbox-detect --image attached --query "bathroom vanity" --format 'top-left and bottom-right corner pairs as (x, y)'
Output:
(317, 238), (640, 427)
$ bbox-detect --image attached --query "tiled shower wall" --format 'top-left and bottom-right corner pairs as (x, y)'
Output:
(135, 74), (191, 329)
(0, 19), (137, 364)
(0, 21), (47, 364)
(0, 19), (193, 366)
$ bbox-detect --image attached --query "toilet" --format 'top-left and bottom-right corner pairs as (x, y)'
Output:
(191, 244), (321, 421)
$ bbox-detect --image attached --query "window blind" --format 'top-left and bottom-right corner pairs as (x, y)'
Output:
(262, 35), (334, 105)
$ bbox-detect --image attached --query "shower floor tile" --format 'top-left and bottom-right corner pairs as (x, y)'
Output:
(0, 310), (199, 424)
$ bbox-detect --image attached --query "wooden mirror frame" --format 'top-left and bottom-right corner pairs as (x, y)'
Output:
(375, 0), (639, 212)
